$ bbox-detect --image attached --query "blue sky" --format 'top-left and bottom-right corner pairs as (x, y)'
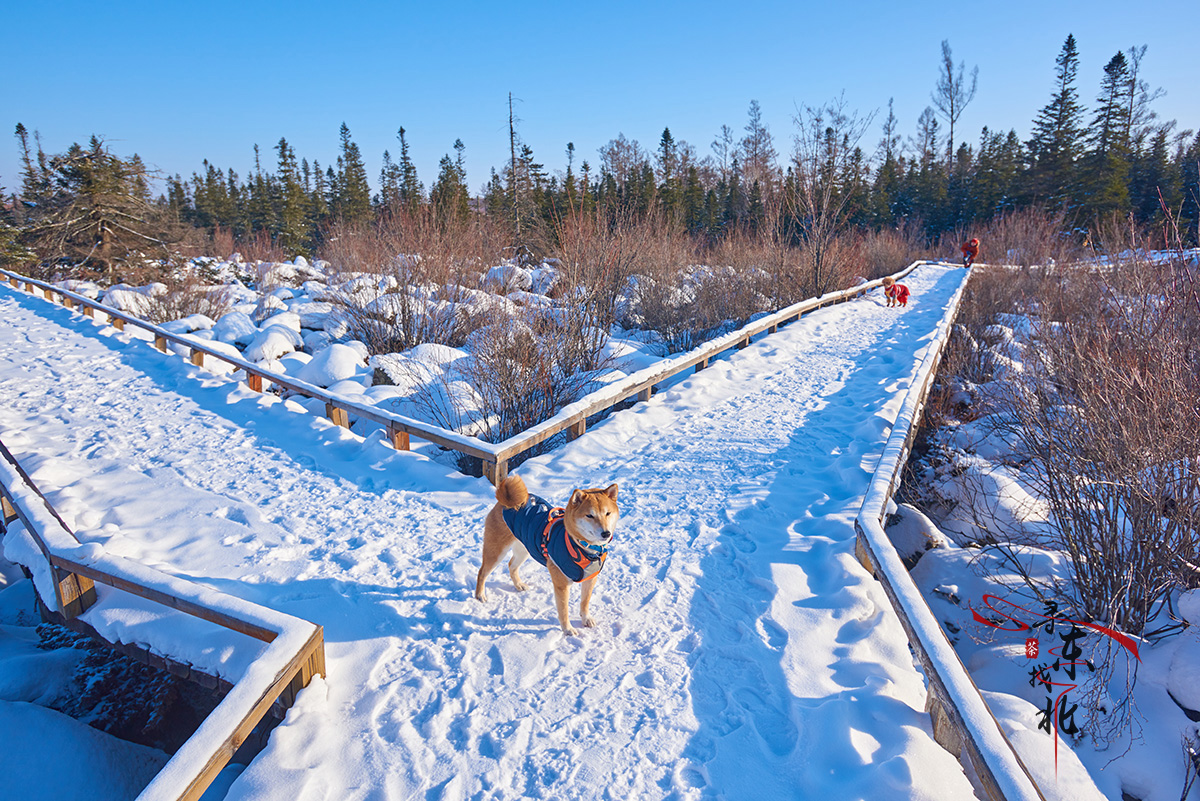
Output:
(3, 0), (1197, 197)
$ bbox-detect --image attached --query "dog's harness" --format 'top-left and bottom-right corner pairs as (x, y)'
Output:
(503, 495), (607, 582)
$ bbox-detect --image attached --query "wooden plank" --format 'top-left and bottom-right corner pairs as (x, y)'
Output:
(50, 554), (278, 642)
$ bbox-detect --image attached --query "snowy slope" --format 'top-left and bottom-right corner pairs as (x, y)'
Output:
(0, 264), (981, 800)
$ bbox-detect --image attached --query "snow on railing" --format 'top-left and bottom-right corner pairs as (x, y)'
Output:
(852, 269), (1053, 801)
(0, 440), (325, 801)
(2, 263), (924, 484)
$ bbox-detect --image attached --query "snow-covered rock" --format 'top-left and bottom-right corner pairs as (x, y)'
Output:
(1168, 638), (1200, 715)
(529, 265), (557, 295)
(303, 330), (333, 354)
(244, 328), (301, 363)
(252, 294), (287, 322)
(323, 311), (352, 340)
(260, 311), (302, 333)
(295, 344), (367, 388)
(212, 311), (259, 347)
(327, 378), (368, 397)
(482, 263), (533, 293)
(102, 285), (163, 317)
(288, 301), (334, 330)
(159, 314), (215, 334)
(1179, 590), (1200, 626)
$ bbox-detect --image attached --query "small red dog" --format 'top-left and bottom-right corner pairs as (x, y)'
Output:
(961, 237), (980, 268)
(882, 276), (910, 308)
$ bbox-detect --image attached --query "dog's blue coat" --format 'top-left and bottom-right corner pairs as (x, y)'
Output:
(503, 495), (605, 582)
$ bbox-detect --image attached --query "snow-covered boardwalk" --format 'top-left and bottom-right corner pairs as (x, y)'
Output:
(0, 264), (981, 800)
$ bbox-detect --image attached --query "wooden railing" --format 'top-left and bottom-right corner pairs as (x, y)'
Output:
(0, 440), (325, 801)
(852, 269), (1054, 801)
(1, 263), (923, 484)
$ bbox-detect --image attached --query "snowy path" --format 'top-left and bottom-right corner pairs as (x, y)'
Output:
(0, 265), (981, 800)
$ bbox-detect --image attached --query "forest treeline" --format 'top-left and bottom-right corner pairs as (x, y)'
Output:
(1, 34), (1197, 282)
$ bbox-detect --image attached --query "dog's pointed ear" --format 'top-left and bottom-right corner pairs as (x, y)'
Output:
(604, 483), (618, 500)
(569, 489), (585, 506)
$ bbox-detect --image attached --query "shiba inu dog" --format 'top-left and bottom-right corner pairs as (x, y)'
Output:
(475, 475), (620, 636)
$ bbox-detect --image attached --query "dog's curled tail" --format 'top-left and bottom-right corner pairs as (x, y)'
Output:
(495, 475), (529, 509)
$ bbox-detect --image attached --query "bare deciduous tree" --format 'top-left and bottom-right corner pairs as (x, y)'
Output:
(931, 39), (979, 170)
(789, 96), (875, 295)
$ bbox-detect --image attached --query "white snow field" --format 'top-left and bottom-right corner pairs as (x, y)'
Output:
(0, 264), (985, 800)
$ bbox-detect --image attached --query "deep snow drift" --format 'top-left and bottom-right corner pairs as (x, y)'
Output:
(0, 264), (985, 799)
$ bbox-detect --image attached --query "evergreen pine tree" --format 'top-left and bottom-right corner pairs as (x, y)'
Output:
(430, 143), (470, 227)
(1082, 52), (1133, 220)
(739, 100), (778, 192)
(396, 127), (423, 215)
(275, 137), (309, 255)
(334, 123), (372, 225)
(378, 150), (402, 211)
(247, 144), (276, 235)
(1028, 34), (1086, 207)
(656, 127), (678, 219)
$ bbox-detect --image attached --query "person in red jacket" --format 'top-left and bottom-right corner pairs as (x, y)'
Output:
(961, 237), (980, 268)
(882, 276), (910, 308)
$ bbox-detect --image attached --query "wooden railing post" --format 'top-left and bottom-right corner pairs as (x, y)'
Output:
(83, 305), (94, 318)
(483, 458), (508, 486)
(325, 403), (349, 428)
(696, 357), (709, 373)
(568, 420), (586, 440)
(112, 317), (125, 332)
(637, 386), (652, 402)
(246, 373), (264, 392)
(388, 425), (410, 451)
(154, 335), (168, 352)
(52, 567), (97, 620)
(190, 349), (205, 368)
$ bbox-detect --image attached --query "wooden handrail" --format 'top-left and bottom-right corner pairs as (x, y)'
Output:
(0, 440), (326, 801)
(1, 263), (925, 482)
(852, 269), (1050, 801)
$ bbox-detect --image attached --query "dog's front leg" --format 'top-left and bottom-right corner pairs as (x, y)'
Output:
(579, 575), (599, 628)
(548, 563), (578, 636)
